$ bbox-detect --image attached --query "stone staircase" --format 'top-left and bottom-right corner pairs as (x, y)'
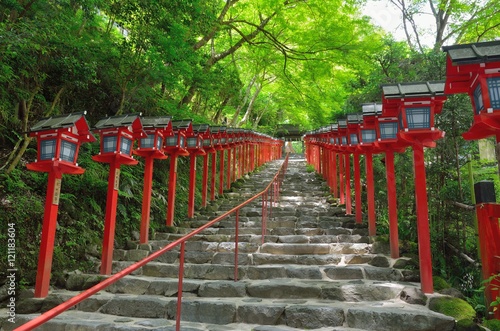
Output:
(2, 155), (456, 331)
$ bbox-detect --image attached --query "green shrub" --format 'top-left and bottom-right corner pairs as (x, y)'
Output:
(434, 276), (452, 292)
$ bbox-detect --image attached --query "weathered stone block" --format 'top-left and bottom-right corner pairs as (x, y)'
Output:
(198, 281), (246, 297)
(285, 305), (344, 328)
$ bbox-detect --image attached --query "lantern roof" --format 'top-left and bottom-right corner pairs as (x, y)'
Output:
(382, 81), (445, 99)
(93, 113), (146, 138)
(210, 126), (226, 134)
(30, 112), (95, 142)
(171, 119), (192, 130)
(141, 116), (172, 129)
(362, 103), (382, 116)
(347, 113), (363, 124)
(442, 40), (500, 65)
(338, 119), (347, 128)
(192, 124), (210, 134)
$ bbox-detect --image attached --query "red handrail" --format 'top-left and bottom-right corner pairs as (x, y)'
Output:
(15, 153), (290, 331)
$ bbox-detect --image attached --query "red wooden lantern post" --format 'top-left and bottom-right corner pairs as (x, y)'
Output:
(226, 128), (235, 190)
(346, 114), (364, 216)
(374, 103), (409, 259)
(216, 127), (228, 196)
(27, 112), (95, 298)
(164, 120), (191, 226)
(134, 116), (172, 244)
(186, 124), (208, 218)
(200, 126), (214, 207)
(329, 126), (339, 198)
(209, 126), (223, 201)
(92, 114), (146, 275)
(337, 120), (348, 205)
(443, 40), (500, 318)
(382, 81), (447, 294)
(358, 104), (383, 232)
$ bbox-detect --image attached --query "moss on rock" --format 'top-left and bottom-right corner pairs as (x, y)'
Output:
(429, 296), (476, 322)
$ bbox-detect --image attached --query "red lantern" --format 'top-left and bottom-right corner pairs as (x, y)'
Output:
(27, 112), (95, 298)
(133, 116), (172, 244)
(92, 113), (146, 275)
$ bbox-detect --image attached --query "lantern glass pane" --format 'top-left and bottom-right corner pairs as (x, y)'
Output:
(330, 138), (334, 144)
(103, 136), (117, 153)
(221, 138), (227, 144)
(140, 136), (155, 148)
(40, 139), (57, 160)
(166, 135), (177, 146)
(349, 133), (358, 145)
(60, 140), (77, 162)
(156, 137), (163, 150)
(120, 137), (132, 154)
(341, 136), (347, 145)
(487, 77), (500, 109)
(379, 122), (398, 139)
(180, 136), (185, 147)
(187, 137), (198, 148)
(406, 107), (430, 129)
(474, 84), (484, 114)
(361, 129), (376, 143)
(203, 139), (211, 146)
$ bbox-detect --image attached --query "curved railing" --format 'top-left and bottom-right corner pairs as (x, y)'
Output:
(15, 153), (290, 331)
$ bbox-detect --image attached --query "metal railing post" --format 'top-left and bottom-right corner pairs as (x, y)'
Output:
(176, 241), (186, 331)
(234, 209), (239, 281)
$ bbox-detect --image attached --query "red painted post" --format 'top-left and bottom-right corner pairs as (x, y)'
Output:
(227, 148), (232, 189)
(353, 153), (362, 223)
(140, 157), (154, 244)
(201, 153), (209, 207)
(101, 162), (120, 275)
(385, 150), (400, 258)
(339, 153), (345, 204)
(166, 155), (178, 226)
(474, 201), (500, 320)
(345, 153), (352, 215)
(412, 143), (433, 293)
(210, 152), (217, 201)
(34, 169), (62, 298)
(232, 145), (237, 182)
(332, 152), (338, 198)
(365, 152), (376, 236)
(187, 155), (197, 218)
(219, 149), (225, 195)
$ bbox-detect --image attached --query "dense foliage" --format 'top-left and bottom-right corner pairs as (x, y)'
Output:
(0, 0), (499, 321)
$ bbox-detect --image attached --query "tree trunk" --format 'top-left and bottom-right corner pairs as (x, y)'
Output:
(238, 83), (262, 126)
(231, 75), (257, 126)
(46, 86), (66, 117)
(4, 98), (34, 173)
(212, 96), (231, 123)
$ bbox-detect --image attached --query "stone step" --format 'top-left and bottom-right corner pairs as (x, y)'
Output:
(109, 262), (418, 282)
(151, 233), (370, 245)
(62, 274), (417, 302)
(8, 293), (455, 330)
